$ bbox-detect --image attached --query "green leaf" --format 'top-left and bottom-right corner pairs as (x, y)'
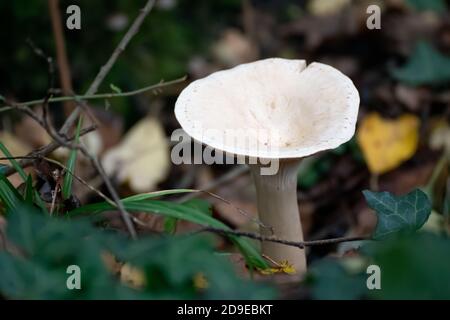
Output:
(69, 199), (268, 269)
(182, 198), (213, 216)
(123, 189), (197, 202)
(164, 198), (212, 234)
(363, 232), (450, 299)
(62, 117), (82, 200)
(24, 175), (34, 204)
(0, 142), (27, 181)
(309, 232), (450, 300)
(163, 216), (178, 234)
(309, 259), (366, 300)
(405, 0), (447, 13)
(0, 204), (274, 299)
(0, 94), (5, 103)
(363, 189), (432, 239)
(0, 173), (23, 212)
(391, 41), (450, 86)
(0, 142), (47, 213)
(110, 83), (122, 94)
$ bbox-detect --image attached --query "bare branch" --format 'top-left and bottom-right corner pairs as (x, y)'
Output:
(2, 125), (96, 177)
(0, 77), (186, 111)
(198, 226), (370, 249)
(60, 0), (156, 135)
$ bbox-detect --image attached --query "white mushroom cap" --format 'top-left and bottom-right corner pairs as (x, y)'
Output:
(175, 58), (359, 159)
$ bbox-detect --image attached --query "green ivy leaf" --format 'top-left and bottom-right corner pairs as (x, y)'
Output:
(391, 41), (450, 86)
(405, 0), (447, 13)
(363, 189), (432, 239)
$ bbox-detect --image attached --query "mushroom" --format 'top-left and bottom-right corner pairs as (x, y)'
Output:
(174, 58), (359, 274)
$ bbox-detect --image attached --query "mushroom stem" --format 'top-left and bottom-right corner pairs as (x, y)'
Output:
(250, 159), (306, 274)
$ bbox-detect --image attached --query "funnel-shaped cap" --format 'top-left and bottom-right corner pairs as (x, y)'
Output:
(175, 58), (359, 159)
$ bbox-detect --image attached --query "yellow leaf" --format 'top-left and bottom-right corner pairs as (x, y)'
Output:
(193, 272), (209, 290)
(102, 117), (169, 192)
(357, 112), (419, 174)
(308, 0), (351, 16)
(260, 260), (296, 275)
(120, 263), (146, 289)
(212, 29), (257, 67)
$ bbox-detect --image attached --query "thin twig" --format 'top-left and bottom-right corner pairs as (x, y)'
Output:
(60, 0), (156, 136)
(0, 77), (186, 111)
(3, 0), (157, 239)
(2, 125), (96, 177)
(0, 155), (116, 208)
(198, 226), (370, 249)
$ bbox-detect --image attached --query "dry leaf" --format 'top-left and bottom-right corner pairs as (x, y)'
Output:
(357, 112), (420, 174)
(120, 263), (146, 289)
(260, 260), (296, 275)
(308, 0), (351, 16)
(423, 210), (445, 234)
(429, 121), (450, 153)
(14, 116), (52, 148)
(193, 272), (209, 289)
(102, 117), (169, 192)
(101, 251), (122, 275)
(212, 29), (258, 67)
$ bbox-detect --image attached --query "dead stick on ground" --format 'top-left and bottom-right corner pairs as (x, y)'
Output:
(197, 226), (369, 249)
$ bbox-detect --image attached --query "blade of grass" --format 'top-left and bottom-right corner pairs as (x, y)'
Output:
(123, 189), (198, 202)
(0, 173), (23, 212)
(0, 142), (27, 181)
(62, 117), (82, 200)
(24, 175), (34, 204)
(0, 142), (48, 213)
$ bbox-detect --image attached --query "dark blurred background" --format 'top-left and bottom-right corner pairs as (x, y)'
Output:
(0, 0), (449, 299)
